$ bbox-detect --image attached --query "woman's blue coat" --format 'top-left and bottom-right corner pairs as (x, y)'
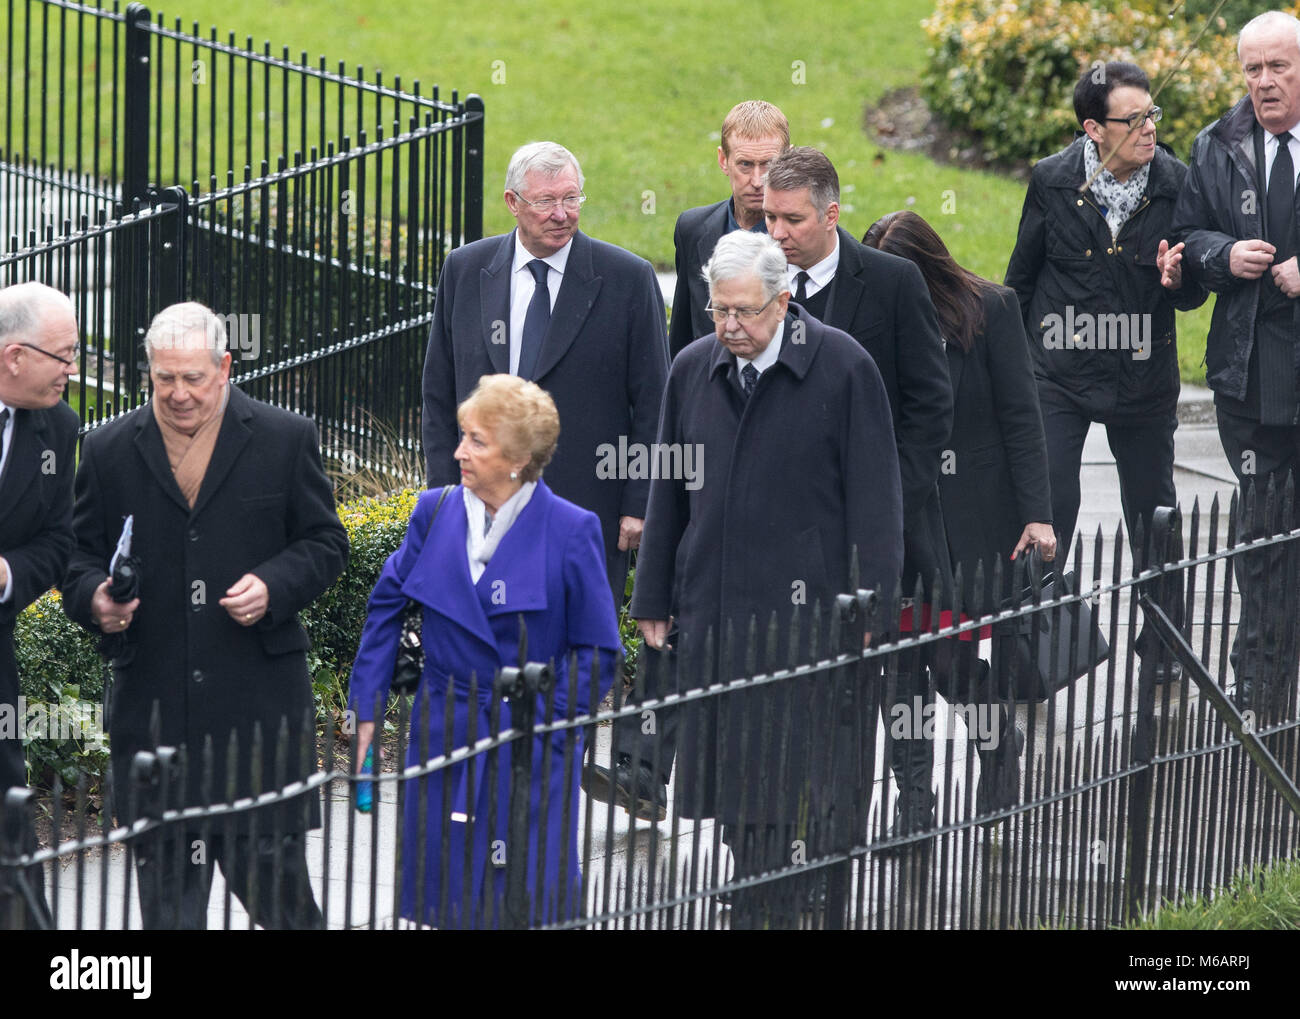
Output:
(349, 480), (620, 927)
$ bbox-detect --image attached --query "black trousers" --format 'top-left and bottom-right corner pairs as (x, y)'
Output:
(1038, 377), (1179, 563)
(133, 830), (323, 930)
(1038, 378), (1183, 653)
(1214, 405), (1300, 713)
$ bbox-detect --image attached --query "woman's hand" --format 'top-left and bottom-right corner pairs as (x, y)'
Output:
(354, 720), (377, 772)
(1011, 522), (1058, 562)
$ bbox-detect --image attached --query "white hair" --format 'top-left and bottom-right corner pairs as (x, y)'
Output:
(703, 231), (789, 302)
(0, 282), (75, 346)
(1238, 11), (1300, 60)
(504, 141), (584, 196)
(144, 301), (228, 366)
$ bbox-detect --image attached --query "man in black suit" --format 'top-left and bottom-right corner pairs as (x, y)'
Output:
(0, 282), (79, 930)
(422, 140), (669, 607)
(764, 147), (954, 832)
(63, 302), (349, 929)
(668, 100), (790, 358)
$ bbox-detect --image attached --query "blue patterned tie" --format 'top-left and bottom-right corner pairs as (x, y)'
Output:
(741, 363), (758, 399)
(518, 259), (550, 380)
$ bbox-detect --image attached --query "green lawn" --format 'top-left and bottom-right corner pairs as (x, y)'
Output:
(21, 0), (1215, 381)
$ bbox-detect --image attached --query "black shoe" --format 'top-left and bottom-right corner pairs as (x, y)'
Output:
(581, 756), (667, 822)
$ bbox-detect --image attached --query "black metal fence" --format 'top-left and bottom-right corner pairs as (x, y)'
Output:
(1, 0), (484, 476)
(4, 493), (1299, 930)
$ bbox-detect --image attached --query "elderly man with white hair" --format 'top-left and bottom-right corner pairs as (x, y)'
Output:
(629, 230), (902, 927)
(1174, 9), (1300, 712)
(0, 281), (79, 929)
(62, 301), (348, 929)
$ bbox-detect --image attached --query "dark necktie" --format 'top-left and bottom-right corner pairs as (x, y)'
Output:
(517, 259), (550, 380)
(1269, 132), (1296, 264)
(794, 271), (810, 304)
(741, 363), (759, 399)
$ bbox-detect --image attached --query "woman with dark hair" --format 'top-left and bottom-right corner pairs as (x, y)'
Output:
(864, 210), (1055, 823)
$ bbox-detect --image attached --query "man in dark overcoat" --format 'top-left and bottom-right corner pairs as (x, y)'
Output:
(630, 230), (903, 927)
(0, 282), (80, 930)
(1173, 12), (1300, 711)
(764, 146), (953, 832)
(422, 140), (669, 607)
(667, 100), (789, 358)
(63, 302), (348, 929)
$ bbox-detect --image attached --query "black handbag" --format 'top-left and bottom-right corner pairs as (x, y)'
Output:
(998, 547), (1110, 701)
(392, 485), (452, 694)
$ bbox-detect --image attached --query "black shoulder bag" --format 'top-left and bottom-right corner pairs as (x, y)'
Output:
(391, 485), (452, 694)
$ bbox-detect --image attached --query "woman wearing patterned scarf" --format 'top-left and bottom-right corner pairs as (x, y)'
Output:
(1005, 60), (1208, 675)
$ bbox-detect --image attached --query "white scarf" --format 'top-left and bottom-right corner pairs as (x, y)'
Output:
(462, 481), (537, 583)
(1084, 138), (1150, 242)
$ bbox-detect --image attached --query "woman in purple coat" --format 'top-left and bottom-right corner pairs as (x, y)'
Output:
(349, 375), (621, 928)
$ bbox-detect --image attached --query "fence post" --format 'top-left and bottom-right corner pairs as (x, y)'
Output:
(0, 787), (52, 930)
(122, 4), (153, 209)
(495, 660), (552, 929)
(156, 185), (188, 307)
(463, 94), (485, 244)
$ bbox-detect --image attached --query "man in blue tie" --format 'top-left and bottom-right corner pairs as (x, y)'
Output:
(422, 141), (670, 607)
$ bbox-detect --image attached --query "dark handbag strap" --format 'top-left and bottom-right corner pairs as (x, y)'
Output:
(398, 484), (452, 584)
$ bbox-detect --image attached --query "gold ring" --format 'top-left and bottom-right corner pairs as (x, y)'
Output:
(245, 613), (253, 621)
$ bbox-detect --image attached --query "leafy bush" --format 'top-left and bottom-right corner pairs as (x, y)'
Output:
(13, 591), (110, 791)
(921, 0), (1250, 164)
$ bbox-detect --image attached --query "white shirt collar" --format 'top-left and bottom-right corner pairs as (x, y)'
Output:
(512, 232), (573, 277)
(737, 318), (784, 375)
(788, 234), (840, 291)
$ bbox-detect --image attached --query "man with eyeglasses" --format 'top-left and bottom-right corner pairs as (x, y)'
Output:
(0, 281), (79, 930)
(630, 229), (901, 926)
(1174, 11), (1300, 713)
(1007, 60), (1204, 677)
(423, 140), (669, 614)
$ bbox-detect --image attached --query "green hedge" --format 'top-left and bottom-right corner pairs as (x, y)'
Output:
(921, 0), (1249, 165)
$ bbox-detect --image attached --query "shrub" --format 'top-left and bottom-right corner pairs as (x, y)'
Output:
(13, 591), (110, 792)
(920, 0), (1249, 165)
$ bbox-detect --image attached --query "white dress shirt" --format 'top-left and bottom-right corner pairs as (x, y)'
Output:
(508, 234), (572, 376)
(786, 234), (840, 299)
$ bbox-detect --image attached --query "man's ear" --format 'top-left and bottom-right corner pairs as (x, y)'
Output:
(825, 201), (840, 231)
(1082, 119), (1107, 148)
(717, 145), (728, 174)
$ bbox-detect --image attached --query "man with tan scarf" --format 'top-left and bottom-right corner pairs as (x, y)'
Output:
(63, 302), (349, 929)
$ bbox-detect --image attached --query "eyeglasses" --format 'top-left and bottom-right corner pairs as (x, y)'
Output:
(511, 191), (586, 213)
(704, 295), (778, 323)
(14, 341), (78, 366)
(1103, 106), (1162, 129)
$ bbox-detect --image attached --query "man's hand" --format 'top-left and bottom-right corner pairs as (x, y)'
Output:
(617, 516), (644, 551)
(1156, 239), (1185, 290)
(1011, 522), (1058, 562)
(219, 572), (269, 626)
(636, 618), (672, 650)
(1272, 255), (1300, 297)
(1229, 239), (1276, 279)
(0, 557), (8, 593)
(863, 631), (873, 650)
(90, 577), (139, 632)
